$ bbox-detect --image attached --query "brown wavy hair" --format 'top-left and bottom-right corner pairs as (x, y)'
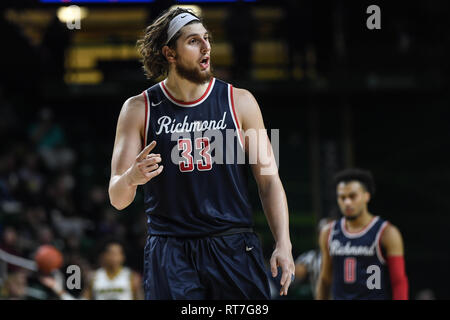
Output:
(137, 7), (203, 80)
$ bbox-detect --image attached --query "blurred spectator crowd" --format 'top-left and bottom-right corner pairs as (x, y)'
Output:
(0, 92), (146, 299)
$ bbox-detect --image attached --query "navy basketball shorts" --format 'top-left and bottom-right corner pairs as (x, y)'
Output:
(143, 232), (271, 300)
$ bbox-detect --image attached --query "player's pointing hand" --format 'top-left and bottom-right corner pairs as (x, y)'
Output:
(127, 140), (163, 186)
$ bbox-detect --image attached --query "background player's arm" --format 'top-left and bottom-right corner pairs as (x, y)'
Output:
(109, 95), (163, 210)
(381, 224), (409, 300)
(294, 251), (314, 282)
(295, 263), (308, 282)
(81, 285), (92, 300)
(316, 224), (333, 300)
(233, 87), (295, 296)
(39, 275), (82, 300)
(81, 272), (94, 300)
(131, 271), (144, 300)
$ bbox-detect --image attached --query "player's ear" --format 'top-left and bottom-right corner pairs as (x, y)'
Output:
(162, 45), (176, 63)
(365, 191), (371, 203)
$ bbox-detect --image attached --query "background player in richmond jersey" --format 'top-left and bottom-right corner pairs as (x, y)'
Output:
(316, 169), (409, 300)
(108, 8), (295, 299)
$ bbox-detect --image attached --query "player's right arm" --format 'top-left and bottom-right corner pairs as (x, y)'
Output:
(316, 223), (333, 300)
(381, 223), (409, 300)
(109, 94), (163, 210)
(81, 273), (94, 300)
(131, 271), (144, 300)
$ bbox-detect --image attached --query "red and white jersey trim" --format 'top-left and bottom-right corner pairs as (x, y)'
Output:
(227, 84), (244, 150)
(341, 216), (379, 239)
(375, 221), (389, 265)
(159, 77), (215, 107)
(143, 90), (151, 147)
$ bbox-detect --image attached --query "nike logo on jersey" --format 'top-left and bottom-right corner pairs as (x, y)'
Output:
(151, 101), (163, 107)
(245, 246), (254, 252)
(181, 15), (187, 18)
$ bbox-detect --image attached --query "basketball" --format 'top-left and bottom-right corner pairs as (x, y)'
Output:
(34, 245), (63, 274)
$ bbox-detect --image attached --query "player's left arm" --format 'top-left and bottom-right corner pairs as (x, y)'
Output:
(81, 272), (94, 300)
(380, 223), (409, 300)
(131, 271), (144, 300)
(233, 87), (295, 296)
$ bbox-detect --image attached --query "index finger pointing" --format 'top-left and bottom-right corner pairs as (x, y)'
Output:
(138, 141), (156, 160)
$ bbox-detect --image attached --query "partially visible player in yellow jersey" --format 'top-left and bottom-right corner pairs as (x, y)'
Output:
(82, 241), (143, 300)
(40, 240), (143, 300)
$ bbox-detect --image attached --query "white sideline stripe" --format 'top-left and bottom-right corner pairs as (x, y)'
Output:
(0, 248), (37, 271)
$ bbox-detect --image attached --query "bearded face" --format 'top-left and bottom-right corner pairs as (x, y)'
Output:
(175, 55), (213, 84)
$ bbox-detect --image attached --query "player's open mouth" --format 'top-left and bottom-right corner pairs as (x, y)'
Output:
(200, 57), (209, 69)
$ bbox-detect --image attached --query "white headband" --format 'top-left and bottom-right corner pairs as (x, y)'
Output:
(166, 13), (200, 45)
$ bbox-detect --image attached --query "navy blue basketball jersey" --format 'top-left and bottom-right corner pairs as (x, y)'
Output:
(141, 77), (253, 237)
(328, 216), (392, 300)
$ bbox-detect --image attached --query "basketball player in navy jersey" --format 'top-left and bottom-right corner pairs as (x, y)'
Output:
(108, 8), (295, 299)
(316, 169), (409, 300)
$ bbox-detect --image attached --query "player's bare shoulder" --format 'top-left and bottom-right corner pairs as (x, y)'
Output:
(233, 87), (254, 100)
(231, 87), (261, 129)
(380, 222), (404, 250)
(121, 93), (146, 119)
(232, 87), (258, 111)
(319, 221), (335, 249)
(116, 93), (147, 135)
(321, 221), (335, 237)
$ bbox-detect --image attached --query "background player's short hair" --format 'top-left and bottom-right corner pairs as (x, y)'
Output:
(137, 7), (204, 80)
(333, 168), (376, 196)
(96, 237), (126, 258)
